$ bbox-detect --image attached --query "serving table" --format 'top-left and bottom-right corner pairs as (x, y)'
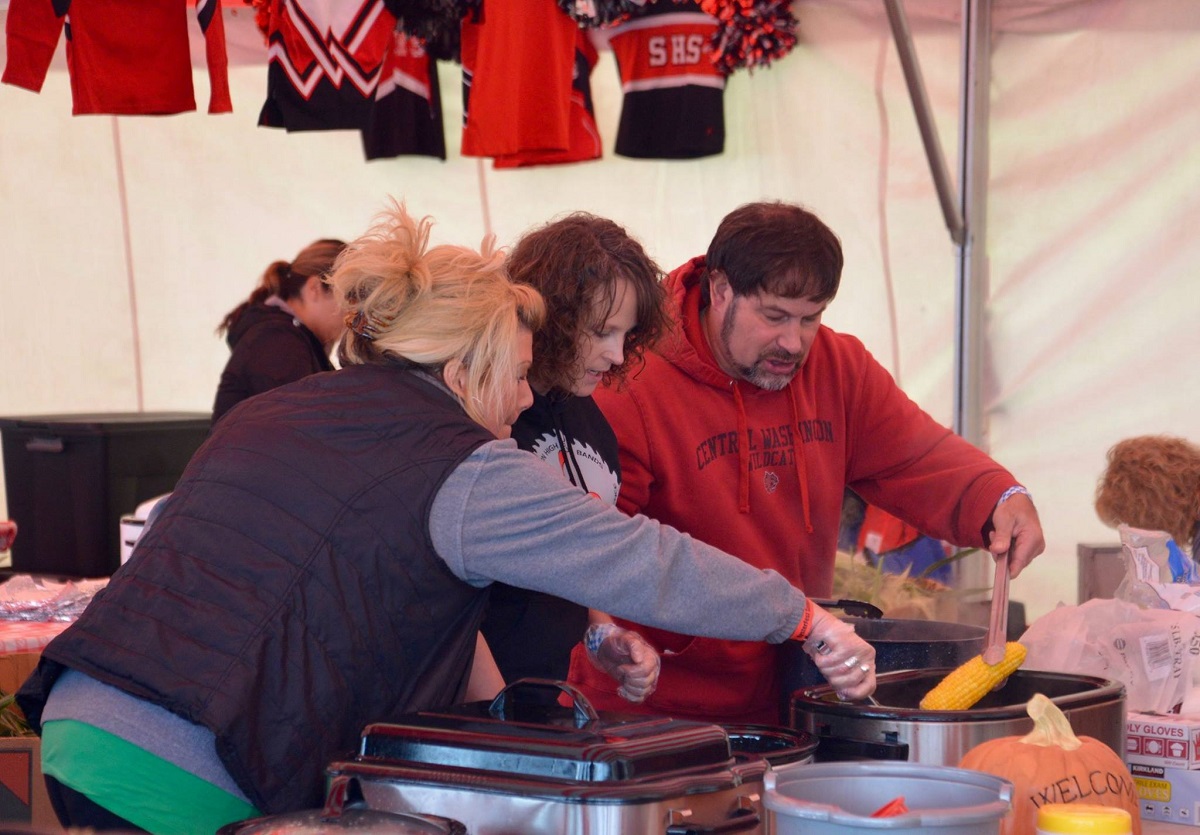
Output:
(0, 574), (101, 693)
(0, 620), (69, 695)
(0, 589), (81, 828)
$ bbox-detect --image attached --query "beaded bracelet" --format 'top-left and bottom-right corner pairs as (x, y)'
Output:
(997, 485), (1031, 506)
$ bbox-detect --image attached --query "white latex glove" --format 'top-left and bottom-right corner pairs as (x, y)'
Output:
(800, 604), (877, 702)
(586, 623), (661, 703)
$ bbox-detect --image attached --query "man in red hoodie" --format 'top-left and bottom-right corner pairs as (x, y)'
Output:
(566, 200), (1045, 723)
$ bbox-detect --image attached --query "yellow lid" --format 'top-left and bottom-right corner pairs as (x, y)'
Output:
(1036, 803), (1132, 834)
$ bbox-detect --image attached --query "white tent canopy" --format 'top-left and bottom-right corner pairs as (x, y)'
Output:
(1, 0), (1197, 622)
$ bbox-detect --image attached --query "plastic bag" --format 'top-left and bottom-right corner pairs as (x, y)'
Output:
(1021, 597), (1200, 713)
(1113, 524), (1200, 610)
(0, 574), (108, 621)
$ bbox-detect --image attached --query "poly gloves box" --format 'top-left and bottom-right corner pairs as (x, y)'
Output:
(1127, 711), (1200, 770)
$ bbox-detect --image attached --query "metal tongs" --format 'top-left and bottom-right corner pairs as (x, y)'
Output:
(983, 551), (1010, 666)
(809, 598), (884, 620)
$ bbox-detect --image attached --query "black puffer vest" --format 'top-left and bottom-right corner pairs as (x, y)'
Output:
(19, 364), (494, 813)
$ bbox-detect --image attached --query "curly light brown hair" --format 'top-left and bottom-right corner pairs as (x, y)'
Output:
(1095, 435), (1200, 548)
(506, 213), (668, 394)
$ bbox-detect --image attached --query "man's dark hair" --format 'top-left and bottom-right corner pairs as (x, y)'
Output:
(703, 201), (843, 305)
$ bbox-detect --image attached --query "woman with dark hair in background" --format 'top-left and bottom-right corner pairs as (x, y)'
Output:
(482, 213), (670, 697)
(212, 238), (347, 423)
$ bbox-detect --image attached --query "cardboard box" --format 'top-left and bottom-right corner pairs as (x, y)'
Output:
(1133, 761), (1200, 826)
(0, 736), (55, 828)
(0, 651), (41, 699)
(1127, 711), (1200, 770)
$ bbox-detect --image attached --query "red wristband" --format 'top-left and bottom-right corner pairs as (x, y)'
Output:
(790, 599), (815, 641)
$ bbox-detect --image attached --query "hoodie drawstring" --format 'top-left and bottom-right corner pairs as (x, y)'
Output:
(734, 380), (813, 533)
(733, 383), (750, 513)
(789, 382), (814, 534)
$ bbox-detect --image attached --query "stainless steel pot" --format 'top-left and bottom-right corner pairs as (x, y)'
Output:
(326, 680), (770, 834)
(789, 669), (1126, 766)
(218, 805), (467, 834)
(723, 724), (819, 773)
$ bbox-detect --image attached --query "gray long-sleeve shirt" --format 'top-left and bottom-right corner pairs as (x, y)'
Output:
(45, 439), (808, 798)
(431, 439), (807, 643)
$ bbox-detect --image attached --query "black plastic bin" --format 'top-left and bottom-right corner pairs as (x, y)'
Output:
(0, 412), (210, 577)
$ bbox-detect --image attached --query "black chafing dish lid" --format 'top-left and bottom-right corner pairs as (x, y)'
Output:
(357, 679), (732, 783)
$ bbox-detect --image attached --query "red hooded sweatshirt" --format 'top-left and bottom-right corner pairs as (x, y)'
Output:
(566, 256), (1018, 723)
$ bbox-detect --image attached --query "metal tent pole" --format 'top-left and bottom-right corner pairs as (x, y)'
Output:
(881, 0), (993, 593)
(881, 0), (966, 247)
(953, 0), (994, 595)
(954, 0), (992, 451)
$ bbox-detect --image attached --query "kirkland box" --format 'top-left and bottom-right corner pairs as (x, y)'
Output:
(0, 412), (209, 577)
(1132, 761), (1200, 826)
(1127, 711), (1200, 770)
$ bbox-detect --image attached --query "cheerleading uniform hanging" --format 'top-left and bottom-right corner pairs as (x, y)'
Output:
(255, 0), (444, 160)
(598, 0), (724, 160)
(2, 0), (231, 115)
(491, 29), (601, 168)
(364, 31), (445, 160)
(460, 0), (600, 166)
(257, 0), (392, 129)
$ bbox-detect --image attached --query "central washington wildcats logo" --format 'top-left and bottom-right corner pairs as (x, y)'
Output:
(763, 470), (780, 493)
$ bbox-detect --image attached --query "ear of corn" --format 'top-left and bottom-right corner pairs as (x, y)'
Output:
(919, 642), (1027, 711)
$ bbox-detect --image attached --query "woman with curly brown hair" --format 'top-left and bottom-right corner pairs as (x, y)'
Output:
(1095, 434), (1200, 557)
(481, 212), (670, 695)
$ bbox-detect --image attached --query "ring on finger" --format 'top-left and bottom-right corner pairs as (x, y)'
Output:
(843, 656), (859, 669)
(859, 663), (871, 674)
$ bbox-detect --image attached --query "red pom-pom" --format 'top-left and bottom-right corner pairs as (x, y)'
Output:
(701, 0), (798, 74)
(246, 0), (273, 44)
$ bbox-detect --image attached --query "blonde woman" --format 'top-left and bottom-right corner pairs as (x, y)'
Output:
(19, 203), (874, 832)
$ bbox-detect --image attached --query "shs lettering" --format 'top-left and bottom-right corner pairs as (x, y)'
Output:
(648, 34), (706, 67)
